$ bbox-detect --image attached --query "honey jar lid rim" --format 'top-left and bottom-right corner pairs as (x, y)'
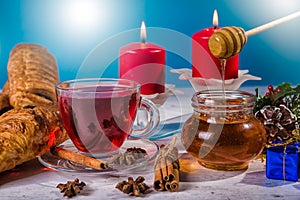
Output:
(191, 90), (255, 107)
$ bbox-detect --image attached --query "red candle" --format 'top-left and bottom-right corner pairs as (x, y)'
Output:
(119, 21), (165, 95)
(192, 10), (239, 80)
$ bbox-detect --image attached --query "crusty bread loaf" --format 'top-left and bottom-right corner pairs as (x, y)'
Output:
(0, 43), (68, 173)
(0, 82), (12, 115)
(7, 43), (59, 108)
(0, 106), (68, 173)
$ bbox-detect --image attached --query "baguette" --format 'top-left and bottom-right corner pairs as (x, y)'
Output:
(7, 43), (59, 108)
(0, 82), (12, 115)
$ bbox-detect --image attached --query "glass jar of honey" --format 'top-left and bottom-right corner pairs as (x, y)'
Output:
(181, 90), (266, 171)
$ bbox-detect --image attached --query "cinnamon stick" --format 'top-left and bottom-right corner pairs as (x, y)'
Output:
(153, 136), (180, 192)
(51, 147), (109, 170)
(165, 157), (174, 181)
(154, 165), (165, 191)
(160, 157), (168, 181)
(165, 161), (180, 192)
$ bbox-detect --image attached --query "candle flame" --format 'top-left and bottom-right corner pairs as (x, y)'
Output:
(213, 9), (218, 27)
(140, 21), (146, 43)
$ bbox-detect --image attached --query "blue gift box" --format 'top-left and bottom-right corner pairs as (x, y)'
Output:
(266, 144), (299, 182)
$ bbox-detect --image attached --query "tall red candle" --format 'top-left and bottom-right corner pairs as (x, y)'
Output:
(192, 10), (239, 80)
(119, 22), (165, 95)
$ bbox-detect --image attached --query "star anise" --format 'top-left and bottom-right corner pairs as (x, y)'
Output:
(57, 178), (86, 198)
(111, 147), (147, 166)
(115, 176), (150, 197)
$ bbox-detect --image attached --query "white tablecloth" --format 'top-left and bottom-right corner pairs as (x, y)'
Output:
(2, 86), (300, 200)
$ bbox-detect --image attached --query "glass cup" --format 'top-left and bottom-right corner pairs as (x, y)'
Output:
(56, 78), (159, 156)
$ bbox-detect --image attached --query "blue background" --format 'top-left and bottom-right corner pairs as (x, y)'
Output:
(1, 0), (300, 88)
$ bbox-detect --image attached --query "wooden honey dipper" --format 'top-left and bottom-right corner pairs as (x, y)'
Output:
(208, 11), (300, 59)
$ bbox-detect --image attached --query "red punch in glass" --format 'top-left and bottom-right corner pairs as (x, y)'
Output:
(56, 78), (159, 155)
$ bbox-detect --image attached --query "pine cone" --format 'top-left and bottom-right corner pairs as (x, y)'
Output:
(255, 104), (297, 144)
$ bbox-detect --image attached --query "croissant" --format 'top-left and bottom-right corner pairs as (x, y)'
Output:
(0, 106), (68, 173)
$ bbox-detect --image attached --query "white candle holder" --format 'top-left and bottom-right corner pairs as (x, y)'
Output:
(141, 84), (183, 106)
(171, 68), (261, 91)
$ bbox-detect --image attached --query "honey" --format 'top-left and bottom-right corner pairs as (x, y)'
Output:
(181, 90), (266, 171)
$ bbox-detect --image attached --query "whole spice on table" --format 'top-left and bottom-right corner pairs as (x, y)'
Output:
(111, 147), (147, 166)
(115, 176), (150, 197)
(56, 178), (86, 198)
(153, 136), (180, 192)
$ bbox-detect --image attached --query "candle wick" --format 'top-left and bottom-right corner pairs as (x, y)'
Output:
(213, 26), (217, 30)
(141, 38), (146, 44)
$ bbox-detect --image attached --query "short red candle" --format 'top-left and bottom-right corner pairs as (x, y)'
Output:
(119, 22), (165, 95)
(192, 10), (239, 80)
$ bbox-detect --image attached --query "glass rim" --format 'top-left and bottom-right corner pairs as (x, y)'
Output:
(56, 78), (141, 92)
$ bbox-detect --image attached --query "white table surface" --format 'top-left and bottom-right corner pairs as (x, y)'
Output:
(2, 86), (300, 200)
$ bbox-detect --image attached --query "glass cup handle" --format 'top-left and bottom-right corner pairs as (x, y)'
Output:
(130, 98), (160, 139)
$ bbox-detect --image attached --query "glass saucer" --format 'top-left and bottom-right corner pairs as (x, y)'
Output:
(38, 139), (158, 174)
